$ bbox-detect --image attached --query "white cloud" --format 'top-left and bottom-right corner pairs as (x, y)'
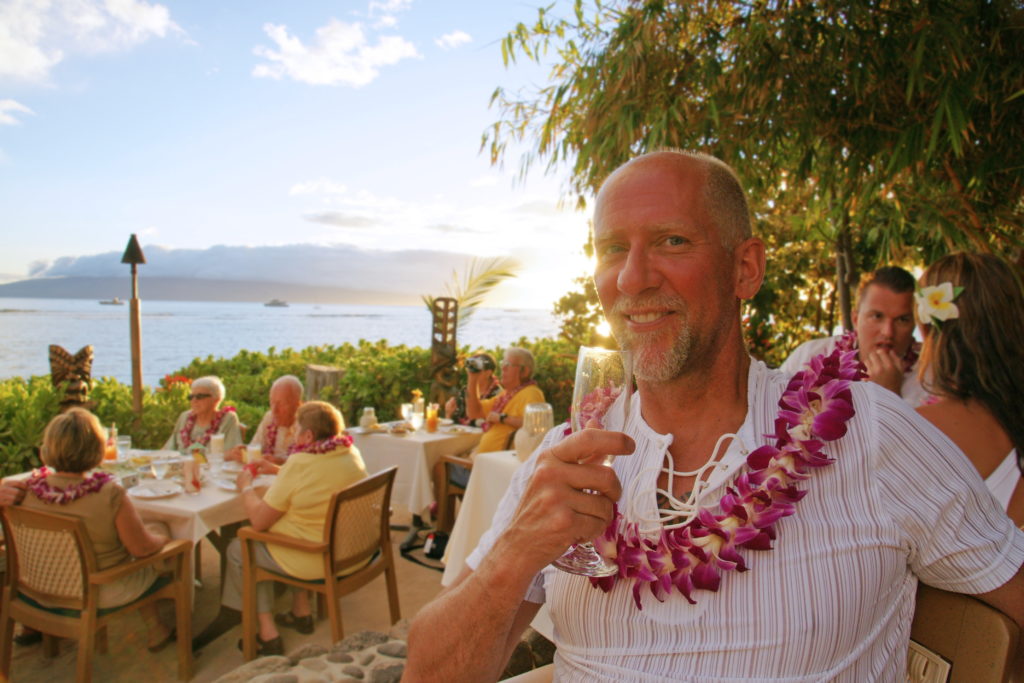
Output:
(435, 30), (471, 51)
(469, 174), (497, 188)
(289, 178), (349, 196)
(252, 19), (419, 87)
(0, 99), (33, 125)
(0, 0), (182, 83)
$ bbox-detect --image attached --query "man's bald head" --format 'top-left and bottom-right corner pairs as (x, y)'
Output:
(599, 150), (752, 249)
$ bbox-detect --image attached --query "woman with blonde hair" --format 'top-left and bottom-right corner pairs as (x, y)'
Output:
(915, 252), (1024, 524)
(18, 408), (176, 650)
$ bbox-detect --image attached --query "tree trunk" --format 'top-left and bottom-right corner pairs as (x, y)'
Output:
(835, 226), (855, 332)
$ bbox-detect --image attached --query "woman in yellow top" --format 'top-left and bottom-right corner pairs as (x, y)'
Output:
(194, 401), (367, 656)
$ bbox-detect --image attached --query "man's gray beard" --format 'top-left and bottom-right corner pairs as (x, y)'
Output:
(608, 300), (694, 383)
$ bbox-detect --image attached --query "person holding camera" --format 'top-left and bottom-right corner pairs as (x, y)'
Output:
(444, 352), (502, 427)
(466, 347), (544, 456)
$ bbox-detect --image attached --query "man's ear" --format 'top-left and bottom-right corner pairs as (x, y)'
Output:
(734, 237), (766, 300)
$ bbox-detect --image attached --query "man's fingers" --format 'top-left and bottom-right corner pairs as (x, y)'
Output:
(546, 429), (635, 466)
(533, 456), (623, 501)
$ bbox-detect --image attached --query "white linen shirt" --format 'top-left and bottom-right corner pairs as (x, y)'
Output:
(466, 360), (1024, 682)
(249, 410), (300, 459)
(780, 335), (929, 408)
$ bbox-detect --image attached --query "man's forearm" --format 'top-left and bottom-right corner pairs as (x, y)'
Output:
(405, 553), (539, 681)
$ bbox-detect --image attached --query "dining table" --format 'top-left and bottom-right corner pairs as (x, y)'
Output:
(349, 423), (482, 522)
(439, 448), (553, 640)
(8, 455), (271, 591)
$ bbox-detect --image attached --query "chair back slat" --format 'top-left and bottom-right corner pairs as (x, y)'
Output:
(327, 468), (395, 574)
(2, 507), (94, 609)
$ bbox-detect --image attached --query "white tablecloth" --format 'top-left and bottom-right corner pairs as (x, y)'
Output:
(131, 474), (274, 545)
(441, 449), (521, 584)
(439, 448), (553, 640)
(351, 426), (482, 518)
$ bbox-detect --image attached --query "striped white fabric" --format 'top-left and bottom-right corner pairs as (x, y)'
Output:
(467, 360), (1024, 682)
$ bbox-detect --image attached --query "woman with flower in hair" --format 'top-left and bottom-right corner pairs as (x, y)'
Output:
(163, 375), (243, 453)
(915, 252), (1024, 524)
(18, 408), (176, 651)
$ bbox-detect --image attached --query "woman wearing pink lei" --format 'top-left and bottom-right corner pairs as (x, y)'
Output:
(163, 375), (243, 453)
(20, 408), (176, 651)
(914, 253), (1024, 525)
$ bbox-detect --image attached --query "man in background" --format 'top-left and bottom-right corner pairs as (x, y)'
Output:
(227, 375), (303, 465)
(780, 266), (928, 405)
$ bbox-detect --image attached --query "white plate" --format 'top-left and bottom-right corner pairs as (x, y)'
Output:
(214, 475), (273, 492)
(220, 461), (243, 473)
(440, 418), (454, 426)
(128, 481), (183, 499)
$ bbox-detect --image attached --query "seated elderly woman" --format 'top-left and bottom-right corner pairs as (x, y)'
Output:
(18, 408), (176, 650)
(915, 253), (1024, 524)
(163, 375), (243, 453)
(192, 401), (368, 656)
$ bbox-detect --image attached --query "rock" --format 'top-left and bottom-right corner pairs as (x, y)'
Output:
(360, 653), (375, 666)
(387, 620), (411, 641)
(524, 629), (556, 668)
(327, 652), (355, 664)
(300, 659), (328, 672)
(376, 642), (407, 658)
(341, 665), (365, 679)
(368, 664), (404, 683)
(288, 643), (329, 665)
(334, 631), (389, 653)
(502, 641), (534, 679)
(255, 676), (299, 683)
(213, 655), (291, 683)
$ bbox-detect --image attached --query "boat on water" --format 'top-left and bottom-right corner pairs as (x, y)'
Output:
(264, 299), (289, 308)
(98, 297), (124, 305)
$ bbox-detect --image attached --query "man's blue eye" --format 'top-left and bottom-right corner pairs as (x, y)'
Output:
(665, 235), (686, 246)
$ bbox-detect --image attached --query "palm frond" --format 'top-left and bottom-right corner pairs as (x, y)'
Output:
(423, 256), (520, 331)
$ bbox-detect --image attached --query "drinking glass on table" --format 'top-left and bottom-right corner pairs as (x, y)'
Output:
(400, 402), (414, 422)
(516, 402), (554, 462)
(150, 458), (175, 480)
(116, 435), (132, 460)
(552, 346), (633, 577)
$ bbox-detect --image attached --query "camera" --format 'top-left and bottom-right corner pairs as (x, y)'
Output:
(465, 355), (495, 373)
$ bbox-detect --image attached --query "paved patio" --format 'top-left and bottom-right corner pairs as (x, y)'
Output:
(5, 514), (444, 682)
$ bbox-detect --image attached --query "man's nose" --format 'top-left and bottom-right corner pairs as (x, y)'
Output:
(616, 247), (661, 295)
(879, 318), (895, 338)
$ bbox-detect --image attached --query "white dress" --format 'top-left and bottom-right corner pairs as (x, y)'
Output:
(985, 449), (1020, 510)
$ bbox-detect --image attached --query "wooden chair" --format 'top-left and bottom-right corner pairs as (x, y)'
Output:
(435, 452), (473, 534)
(908, 583), (1022, 682)
(238, 467), (400, 660)
(0, 507), (193, 682)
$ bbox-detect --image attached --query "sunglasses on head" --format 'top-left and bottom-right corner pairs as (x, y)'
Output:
(188, 393), (212, 401)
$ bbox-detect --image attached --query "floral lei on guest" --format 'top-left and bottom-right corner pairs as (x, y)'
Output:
(180, 406), (236, 449)
(481, 380), (538, 432)
(26, 466), (115, 505)
(262, 418), (296, 455)
(287, 434), (354, 456)
(585, 332), (866, 609)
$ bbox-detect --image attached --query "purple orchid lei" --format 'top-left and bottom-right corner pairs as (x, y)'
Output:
(587, 332), (866, 609)
(27, 466), (116, 505)
(286, 434), (354, 456)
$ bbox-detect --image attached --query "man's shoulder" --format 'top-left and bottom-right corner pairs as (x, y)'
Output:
(779, 335), (841, 373)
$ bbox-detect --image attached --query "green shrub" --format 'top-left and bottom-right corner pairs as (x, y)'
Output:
(0, 336), (584, 472)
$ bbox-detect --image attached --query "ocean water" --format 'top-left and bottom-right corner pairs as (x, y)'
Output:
(0, 298), (561, 387)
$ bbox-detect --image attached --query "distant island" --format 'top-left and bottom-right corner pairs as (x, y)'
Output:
(0, 276), (421, 306)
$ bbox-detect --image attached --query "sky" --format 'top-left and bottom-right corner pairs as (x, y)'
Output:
(0, 0), (594, 309)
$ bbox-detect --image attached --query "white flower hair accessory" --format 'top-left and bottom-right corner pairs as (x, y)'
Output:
(916, 281), (963, 327)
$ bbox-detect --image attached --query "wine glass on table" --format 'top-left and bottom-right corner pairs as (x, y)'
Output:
(150, 458), (173, 481)
(551, 346), (633, 577)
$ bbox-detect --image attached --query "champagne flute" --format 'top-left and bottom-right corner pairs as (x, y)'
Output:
(552, 346), (632, 577)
